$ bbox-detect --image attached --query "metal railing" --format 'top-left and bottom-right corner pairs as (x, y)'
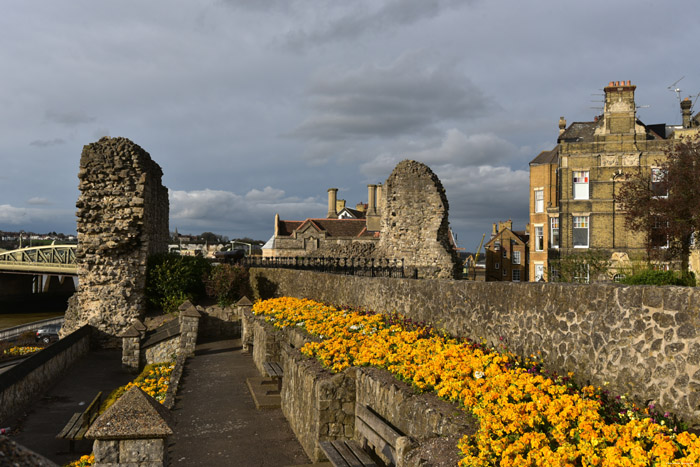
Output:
(243, 256), (411, 279)
(0, 317), (64, 341)
(0, 245), (77, 275)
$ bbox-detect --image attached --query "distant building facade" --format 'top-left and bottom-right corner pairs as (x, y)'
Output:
(528, 81), (700, 281)
(484, 220), (528, 282)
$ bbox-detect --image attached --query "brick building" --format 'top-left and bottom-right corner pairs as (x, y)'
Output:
(528, 81), (700, 281)
(484, 220), (528, 282)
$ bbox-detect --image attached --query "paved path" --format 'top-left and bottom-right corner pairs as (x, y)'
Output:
(168, 338), (311, 467)
(6, 349), (133, 466)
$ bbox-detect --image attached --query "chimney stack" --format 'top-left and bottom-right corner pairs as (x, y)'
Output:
(327, 188), (338, 218)
(559, 116), (566, 135)
(367, 184), (377, 215)
(682, 97), (693, 129)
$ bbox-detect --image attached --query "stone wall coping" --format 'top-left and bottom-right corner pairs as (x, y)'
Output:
(141, 319), (180, 348)
(0, 436), (58, 467)
(131, 319), (147, 332)
(180, 305), (202, 318)
(120, 325), (141, 338)
(236, 296), (253, 306)
(86, 385), (173, 440)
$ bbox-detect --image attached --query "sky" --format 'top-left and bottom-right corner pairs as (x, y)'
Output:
(1, 0), (700, 250)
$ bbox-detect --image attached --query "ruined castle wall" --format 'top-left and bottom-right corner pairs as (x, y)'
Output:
(250, 268), (700, 427)
(375, 160), (459, 279)
(63, 137), (169, 341)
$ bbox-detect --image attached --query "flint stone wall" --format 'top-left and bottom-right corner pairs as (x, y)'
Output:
(250, 268), (700, 427)
(63, 137), (168, 343)
(375, 160), (460, 279)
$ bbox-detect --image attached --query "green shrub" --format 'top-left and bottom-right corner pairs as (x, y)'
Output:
(619, 269), (695, 286)
(205, 264), (252, 307)
(146, 254), (211, 313)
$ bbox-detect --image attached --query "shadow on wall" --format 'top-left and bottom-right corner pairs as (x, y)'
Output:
(254, 276), (279, 300)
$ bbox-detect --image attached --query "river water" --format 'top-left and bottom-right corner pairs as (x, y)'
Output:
(0, 294), (70, 330)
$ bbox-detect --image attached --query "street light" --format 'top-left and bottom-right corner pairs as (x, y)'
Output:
(230, 241), (252, 256)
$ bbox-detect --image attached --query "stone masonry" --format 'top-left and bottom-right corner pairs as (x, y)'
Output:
(375, 160), (460, 279)
(63, 137), (169, 343)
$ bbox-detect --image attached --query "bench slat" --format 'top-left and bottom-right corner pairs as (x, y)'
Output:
(356, 417), (397, 465)
(345, 440), (376, 466)
(56, 412), (81, 439)
(333, 440), (370, 467)
(356, 405), (402, 444)
(319, 441), (351, 467)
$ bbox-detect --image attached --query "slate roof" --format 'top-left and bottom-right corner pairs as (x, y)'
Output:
(277, 221), (303, 236)
(296, 218), (372, 238)
(530, 145), (559, 165)
(558, 121), (600, 143)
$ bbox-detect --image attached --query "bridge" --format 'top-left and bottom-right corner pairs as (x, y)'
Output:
(0, 245), (77, 275)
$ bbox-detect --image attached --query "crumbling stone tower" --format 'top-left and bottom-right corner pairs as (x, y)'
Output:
(62, 137), (169, 343)
(376, 160), (460, 279)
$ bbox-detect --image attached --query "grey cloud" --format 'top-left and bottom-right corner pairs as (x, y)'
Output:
(45, 110), (96, 126)
(283, 0), (468, 50)
(290, 52), (492, 144)
(29, 138), (66, 147)
(27, 197), (52, 206)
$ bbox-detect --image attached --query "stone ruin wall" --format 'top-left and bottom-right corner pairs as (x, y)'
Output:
(374, 160), (460, 279)
(62, 137), (169, 342)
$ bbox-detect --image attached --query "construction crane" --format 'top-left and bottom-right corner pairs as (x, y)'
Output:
(472, 233), (486, 281)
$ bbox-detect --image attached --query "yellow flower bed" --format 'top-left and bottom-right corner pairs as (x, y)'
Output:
(253, 297), (700, 466)
(63, 454), (94, 467)
(3, 346), (43, 357)
(101, 361), (174, 413)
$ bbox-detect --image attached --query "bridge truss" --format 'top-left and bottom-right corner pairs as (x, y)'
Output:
(0, 245), (77, 275)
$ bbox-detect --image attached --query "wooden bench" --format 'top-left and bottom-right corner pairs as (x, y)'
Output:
(319, 404), (408, 467)
(56, 391), (102, 453)
(262, 361), (283, 394)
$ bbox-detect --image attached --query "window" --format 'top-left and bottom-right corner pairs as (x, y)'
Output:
(573, 171), (589, 199)
(494, 241), (500, 250)
(573, 216), (589, 248)
(503, 248), (507, 258)
(550, 218), (559, 248)
(651, 216), (669, 248)
(512, 269), (521, 282)
(535, 189), (544, 213)
(548, 265), (558, 282)
(495, 262), (499, 269)
(574, 264), (590, 284)
(651, 168), (667, 197)
(535, 226), (544, 251)
(513, 251), (521, 265)
(503, 268), (507, 276)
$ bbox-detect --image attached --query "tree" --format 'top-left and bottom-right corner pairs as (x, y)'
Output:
(618, 138), (700, 275)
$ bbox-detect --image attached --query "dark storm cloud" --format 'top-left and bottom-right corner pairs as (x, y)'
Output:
(290, 52), (492, 143)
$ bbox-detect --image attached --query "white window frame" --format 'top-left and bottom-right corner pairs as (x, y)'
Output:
(535, 189), (544, 213)
(574, 264), (590, 284)
(495, 262), (499, 270)
(512, 269), (521, 282)
(502, 248), (507, 258)
(573, 215), (589, 248)
(534, 263), (545, 282)
(534, 225), (544, 252)
(550, 217), (559, 249)
(573, 170), (589, 200)
(512, 250), (521, 265)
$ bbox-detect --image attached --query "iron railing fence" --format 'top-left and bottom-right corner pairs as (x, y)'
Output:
(242, 256), (412, 279)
